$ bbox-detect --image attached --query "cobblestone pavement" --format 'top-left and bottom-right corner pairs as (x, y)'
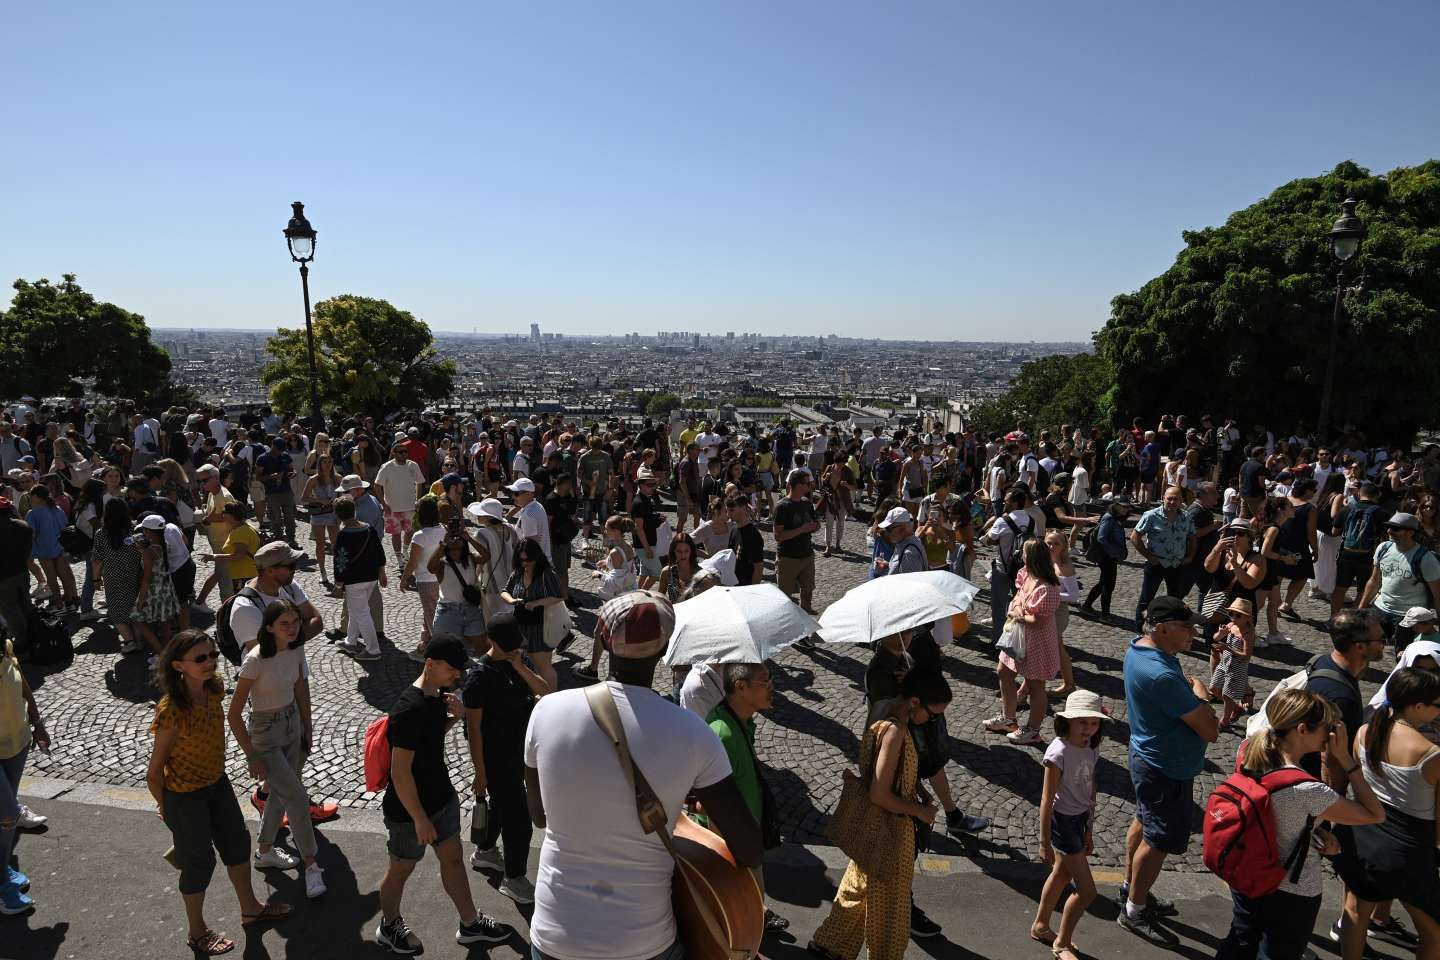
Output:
(26, 503), (1381, 874)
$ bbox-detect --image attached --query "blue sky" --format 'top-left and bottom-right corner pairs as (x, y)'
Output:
(3, 1), (1436, 341)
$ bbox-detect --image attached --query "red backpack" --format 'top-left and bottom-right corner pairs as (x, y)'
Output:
(363, 716), (391, 793)
(1202, 753), (1318, 897)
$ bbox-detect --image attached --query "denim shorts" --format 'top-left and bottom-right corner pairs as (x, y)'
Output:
(386, 795), (461, 861)
(433, 600), (485, 639)
(1051, 809), (1091, 856)
(638, 551), (663, 578)
(1129, 752), (1193, 855)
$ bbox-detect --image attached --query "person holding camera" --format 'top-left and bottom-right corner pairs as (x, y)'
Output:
(426, 519), (491, 656)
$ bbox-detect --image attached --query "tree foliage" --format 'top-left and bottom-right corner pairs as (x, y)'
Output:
(645, 392), (685, 416)
(967, 352), (1111, 439)
(0, 274), (171, 400)
(262, 294), (456, 418)
(1096, 160), (1440, 440)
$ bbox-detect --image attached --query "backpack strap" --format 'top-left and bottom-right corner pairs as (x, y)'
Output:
(1255, 767), (1320, 883)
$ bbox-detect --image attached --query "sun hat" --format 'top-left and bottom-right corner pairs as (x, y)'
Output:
(254, 542), (306, 569)
(878, 507), (914, 530)
(506, 477), (536, 494)
(1055, 689), (1108, 721)
(1224, 597), (1255, 620)
(1224, 519), (1253, 533)
(467, 498), (505, 521)
(339, 474), (370, 492)
(1401, 607), (1438, 628)
(636, 466), (657, 482)
(593, 590), (676, 660)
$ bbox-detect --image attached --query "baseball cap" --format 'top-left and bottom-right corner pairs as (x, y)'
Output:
(506, 477), (536, 494)
(254, 542), (306, 569)
(878, 507), (913, 530)
(1401, 607), (1438, 628)
(1052, 472), (1072, 487)
(594, 590), (676, 660)
(138, 514), (167, 530)
(485, 610), (525, 653)
(194, 463), (219, 479)
(1146, 595), (1201, 628)
(18, 455), (35, 465)
(1387, 512), (1420, 531)
(440, 472), (464, 489)
(424, 635), (471, 671)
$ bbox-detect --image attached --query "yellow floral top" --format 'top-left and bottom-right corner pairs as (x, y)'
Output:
(150, 688), (227, 793)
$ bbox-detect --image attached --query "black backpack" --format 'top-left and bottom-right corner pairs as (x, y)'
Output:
(1082, 525), (1105, 563)
(23, 604), (73, 666)
(214, 586), (264, 665)
(998, 514), (1034, 586)
(1031, 456), (1051, 495)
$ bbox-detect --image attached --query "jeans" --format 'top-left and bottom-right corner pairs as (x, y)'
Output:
(989, 562), (1011, 641)
(1216, 888), (1321, 960)
(1, 745), (28, 881)
(80, 555), (96, 614)
(476, 745), (532, 880)
(533, 941), (683, 960)
(1086, 555), (1118, 614)
(266, 490), (297, 540)
(0, 572), (28, 650)
(249, 703), (317, 859)
(1134, 562), (1189, 631)
(344, 580), (380, 653)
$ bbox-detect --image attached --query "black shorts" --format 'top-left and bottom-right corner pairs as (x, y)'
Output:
(1335, 551), (1373, 591)
(1129, 752), (1193, 855)
(1051, 809), (1091, 856)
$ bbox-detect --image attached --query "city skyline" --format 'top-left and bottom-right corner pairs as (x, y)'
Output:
(4, 2), (1436, 341)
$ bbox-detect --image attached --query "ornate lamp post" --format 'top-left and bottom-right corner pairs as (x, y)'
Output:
(283, 202), (322, 427)
(1316, 197), (1366, 444)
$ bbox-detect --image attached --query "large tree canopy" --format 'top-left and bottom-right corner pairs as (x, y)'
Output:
(968, 351), (1110, 440)
(1096, 160), (1440, 441)
(0, 274), (172, 400)
(262, 294), (456, 418)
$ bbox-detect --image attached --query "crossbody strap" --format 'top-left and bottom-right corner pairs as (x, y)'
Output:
(584, 684), (750, 960)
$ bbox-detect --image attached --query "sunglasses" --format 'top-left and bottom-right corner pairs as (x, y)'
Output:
(186, 650), (216, 665)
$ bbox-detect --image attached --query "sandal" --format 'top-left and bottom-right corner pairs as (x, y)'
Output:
(240, 900), (292, 927)
(1030, 927), (1057, 946)
(187, 930), (236, 956)
(1052, 943), (1083, 960)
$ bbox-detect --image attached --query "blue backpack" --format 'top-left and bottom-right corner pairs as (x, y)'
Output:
(1342, 503), (1383, 552)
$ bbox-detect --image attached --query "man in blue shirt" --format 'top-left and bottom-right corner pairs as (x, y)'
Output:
(1119, 595), (1218, 946)
(1130, 485), (1196, 631)
(255, 437), (297, 545)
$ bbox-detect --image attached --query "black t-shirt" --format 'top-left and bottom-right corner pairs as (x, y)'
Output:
(1301, 653), (1363, 778)
(530, 465), (552, 502)
(545, 492), (579, 544)
(773, 496), (817, 558)
(729, 523), (764, 585)
(0, 518), (34, 579)
(335, 525), (384, 584)
(1042, 493), (1068, 530)
(1186, 501), (1219, 562)
(383, 685), (455, 821)
(461, 655), (535, 758)
(1239, 458), (1267, 497)
(631, 491), (660, 549)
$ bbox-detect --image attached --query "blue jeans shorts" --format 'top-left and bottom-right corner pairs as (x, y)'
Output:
(433, 601), (486, 639)
(1129, 751), (1193, 855)
(1051, 809), (1090, 856)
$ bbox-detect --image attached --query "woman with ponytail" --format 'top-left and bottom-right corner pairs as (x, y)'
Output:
(1218, 689), (1384, 960)
(1335, 668), (1440, 960)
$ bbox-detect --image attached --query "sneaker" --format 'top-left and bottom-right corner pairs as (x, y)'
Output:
(16, 805), (47, 829)
(1370, 916), (1420, 946)
(1333, 917), (1401, 956)
(6, 868), (29, 893)
(500, 875), (536, 904)
(0, 883), (34, 915)
(377, 915), (424, 955)
(1255, 634), (1269, 648)
(910, 904), (943, 938)
(945, 810), (992, 835)
(254, 847), (301, 870)
(353, 648), (382, 662)
(325, 628), (346, 642)
(1267, 632), (1291, 646)
(1007, 726), (1044, 745)
(455, 915), (510, 945)
(1117, 905), (1178, 946)
(308, 800), (340, 822)
(304, 864), (327, 899)
(251, 790), (269, 813)
(470, 845), (504, 872)
(983, 714), (1018, 733)
(1119, 882), (1177, 916)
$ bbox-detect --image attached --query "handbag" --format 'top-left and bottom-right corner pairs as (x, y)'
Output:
(446, 555), (485, 607)
(995, 617), (1027, 661)
(585, 684), (763, 960)
(827, 721), (904, 880)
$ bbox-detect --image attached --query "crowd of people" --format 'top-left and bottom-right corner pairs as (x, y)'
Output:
(1, 394), (1439, 960)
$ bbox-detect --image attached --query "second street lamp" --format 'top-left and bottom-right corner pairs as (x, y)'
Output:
(283, 201), (323, 428)
(1316, 196), (1366, 444)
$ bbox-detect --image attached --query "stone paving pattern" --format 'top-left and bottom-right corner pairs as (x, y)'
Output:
(25, 500), (1384, 873)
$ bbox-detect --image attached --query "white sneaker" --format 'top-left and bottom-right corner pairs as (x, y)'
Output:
(305, 864), (327, 899)
(16, 805), (47, 829)
(1269, 632), (1291, 646)
(1255, 634), (1269, 648)
(254, 847), (301, 870)
(500, 875), (536, 904)
(470, 845), (504, 871)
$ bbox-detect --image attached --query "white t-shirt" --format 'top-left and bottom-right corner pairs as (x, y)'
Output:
(409, 525), (445, 584)
(160, 522), (191, 573)
(230, 581), (312, 651)
(1268, 767), (1339, 897)
(513, 500), (551, 559)
(208, 418), (231, 445)
(694, 432), (722, 467)
(437, 554), (478, 603)
(524, 683), (732, 960)
(375, 458), (426, 513)
(1068, 464), (1091, 507)
(678, 663), (725, 719)
(238, 644), (307, 713)
(1019, 453), (1040, 489)
(987, 465), (1008, 502)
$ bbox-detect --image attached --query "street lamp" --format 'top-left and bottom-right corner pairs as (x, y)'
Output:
(283, 201), (322, 428)
(1315, 197), (1366, 444)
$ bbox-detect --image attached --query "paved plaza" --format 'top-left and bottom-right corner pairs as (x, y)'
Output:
(24, 504), (1376, 876)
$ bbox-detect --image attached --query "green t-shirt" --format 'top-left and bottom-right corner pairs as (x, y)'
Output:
(1374, 541), (1440, 615)
(706, 704), (761, 825)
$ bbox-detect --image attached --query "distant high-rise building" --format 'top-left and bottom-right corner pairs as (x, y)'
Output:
(692, 334), (701, 349)
(530, 323), (541, 342)
(726, 331), (734, 340)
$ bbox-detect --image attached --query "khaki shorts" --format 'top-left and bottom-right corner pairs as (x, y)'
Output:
(776, 553), (815, 597)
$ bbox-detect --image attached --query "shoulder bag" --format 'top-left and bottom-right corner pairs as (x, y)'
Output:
(826, 719), (905, 880)
(585, 684), (763, 960)
(446, 555), (486, 607)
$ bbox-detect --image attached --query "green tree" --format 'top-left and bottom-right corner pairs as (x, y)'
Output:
(261, 294), (456, 418)
(0, 274), (171, 399)
(645, 392), (684, 416)
(1096, 160), (1440, 441)
(966, 352), (1111, 438)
